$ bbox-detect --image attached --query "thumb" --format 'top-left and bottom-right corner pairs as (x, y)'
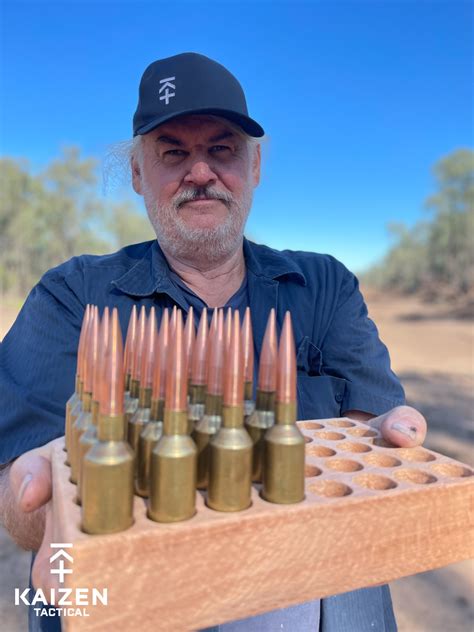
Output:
(9, 440), (59, 513)
(372, 406), (427, 448)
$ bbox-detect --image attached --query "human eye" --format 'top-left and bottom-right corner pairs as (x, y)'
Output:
(165, 149), (187, 157)
(209, 145), (232, 154)
(162, 149), (188, 163)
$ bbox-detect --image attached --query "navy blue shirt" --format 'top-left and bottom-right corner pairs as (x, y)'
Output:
(2, 238), (403, 632)
(0, 238), (404, 464)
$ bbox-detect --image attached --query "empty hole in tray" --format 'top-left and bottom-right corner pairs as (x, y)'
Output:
(363, 453), (402, 468)
(394, 469), (437, 485)
(306, 445), (337, 457)
(430, 463), (473, 478)
(305, 464), (322, 477)
(304, 436), (313, 443)
(298, 421), (325, 430)
(354, 473), (397, 490)
(313, 431), (346, 441)
(372, 438), (397, 448)
(337, 442), (372, 453)
(395, 448), (436, 462)
(309, 480), (353, 497)
(325, 458), (363, 472)
(346, 427), (378, 438)
(326, 420), (356, 428)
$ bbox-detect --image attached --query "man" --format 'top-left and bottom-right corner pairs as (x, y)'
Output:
(0, 53), (426, 631)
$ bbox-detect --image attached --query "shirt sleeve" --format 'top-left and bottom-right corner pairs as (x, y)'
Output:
(319, 266), (405, 417)
(0, 267), (84, 464)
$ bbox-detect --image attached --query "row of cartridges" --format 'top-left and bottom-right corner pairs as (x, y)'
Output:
(65, 304), (305, 534)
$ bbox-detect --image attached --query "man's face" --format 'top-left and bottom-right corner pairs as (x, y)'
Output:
(132, 115), (261, 264)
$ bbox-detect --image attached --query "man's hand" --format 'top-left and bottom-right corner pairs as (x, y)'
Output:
(345, 405), (427, 448)
(1, 438), (62, 596)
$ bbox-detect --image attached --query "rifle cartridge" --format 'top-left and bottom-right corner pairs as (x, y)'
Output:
(81, 308), (134, 534)
(208, 312), (253, 512)
(148, 311), (197, 522)
(262, 311), (305, 504)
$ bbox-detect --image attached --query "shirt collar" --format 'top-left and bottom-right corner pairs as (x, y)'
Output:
(111, 238), (307, 297)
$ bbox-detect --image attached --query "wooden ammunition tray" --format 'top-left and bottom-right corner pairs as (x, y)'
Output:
(51, 418), (474, 631)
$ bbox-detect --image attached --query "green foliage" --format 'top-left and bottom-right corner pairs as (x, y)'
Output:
(363, 149), (474, 299)
(0, 147), (155, 296)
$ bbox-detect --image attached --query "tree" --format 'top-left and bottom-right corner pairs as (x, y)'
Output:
(363, 149), (474, 299)
(0, 147), (155, 297)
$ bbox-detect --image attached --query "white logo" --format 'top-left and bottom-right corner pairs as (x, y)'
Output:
(50, 543), (73, 584)
(159, 76), (176, 105)
(14, 542), (108, 619)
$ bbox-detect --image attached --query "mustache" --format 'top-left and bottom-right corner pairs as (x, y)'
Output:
(174, 186), (234, 209)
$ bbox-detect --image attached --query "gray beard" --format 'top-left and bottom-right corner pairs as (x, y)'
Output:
(144, 186), (253, 264)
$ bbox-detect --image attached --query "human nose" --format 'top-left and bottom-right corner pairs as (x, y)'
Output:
(183, 158), (218, 187)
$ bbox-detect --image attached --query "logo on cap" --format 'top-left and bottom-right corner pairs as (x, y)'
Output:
(159, 76), (176, 105)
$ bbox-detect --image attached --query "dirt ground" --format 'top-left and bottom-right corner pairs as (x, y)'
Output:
(0, 292), (472, 631)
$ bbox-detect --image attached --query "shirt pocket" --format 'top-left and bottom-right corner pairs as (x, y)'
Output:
(296, 336), (347, 420)
(297, 375), (346, 420)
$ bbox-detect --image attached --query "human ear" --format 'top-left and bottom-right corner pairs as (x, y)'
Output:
(252, 144), (261, 187)
(131, 156), (143, 195)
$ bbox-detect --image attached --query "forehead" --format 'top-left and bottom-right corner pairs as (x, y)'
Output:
(149, 115), (237, 143)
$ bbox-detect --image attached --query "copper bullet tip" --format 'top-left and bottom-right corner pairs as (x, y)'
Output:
(191, 307), (208, 386)
(84, 306), (100, 395)
(170, 305), (178, 340)
(241, 306), (254, 386)
(131, 305), (147, 383)
(224, 310), (244, 407)
(207, 309), (225, 396)
(152, 309), (170, 401)
(77, 304), (91, 379)
(141, 306), (157, 390)
(224, 307), (233, 356)
(277, 311), (296, 405)
(124, 305), (137, 380)
(93, 307), (110, 402)
(184, 306), (195, 380)
(165, 310), (187, 412)
(258, 308), (277, 393)
(100, 308), (124, 416)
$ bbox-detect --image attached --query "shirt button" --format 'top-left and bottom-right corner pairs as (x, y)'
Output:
(335, 392), (343, 403)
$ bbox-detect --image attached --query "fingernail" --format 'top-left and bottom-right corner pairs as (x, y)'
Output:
(391, 422), (417, 440)
(18, 474), (33, 503)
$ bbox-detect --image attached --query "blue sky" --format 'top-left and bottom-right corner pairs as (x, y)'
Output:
(1, 0), (472, 272)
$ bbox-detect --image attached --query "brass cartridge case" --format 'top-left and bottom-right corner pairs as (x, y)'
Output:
(207, 405), (253, 512)
(245, 389), (275, 482)
(128, 387), (152, 470)
(135, 399), (164, 498)
(243, 381), (255, 422)
(188, 383), (206, 434)
(193, 393), (222, 489)
(148, 410), (197, 523)
(136, 420), (163, 498)
(81, 413), (135, 535)
(261, 401), (305, 504)
(64, 378), (80, 454)
(75, 399), (100, 505)
(65, 386), (83, 466)
(70, 392), (93, 485)
(124, 375), (140, 443)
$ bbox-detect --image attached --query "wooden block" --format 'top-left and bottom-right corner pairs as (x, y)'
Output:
(50, 418), (474, 631)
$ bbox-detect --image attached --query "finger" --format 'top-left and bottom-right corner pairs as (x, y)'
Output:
(10, 446), (54, 513)
(31, 503), (59, 600)
(380, 406), (427, 448)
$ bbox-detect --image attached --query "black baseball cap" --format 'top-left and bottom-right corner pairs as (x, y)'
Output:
(133, 52), (264, 138)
